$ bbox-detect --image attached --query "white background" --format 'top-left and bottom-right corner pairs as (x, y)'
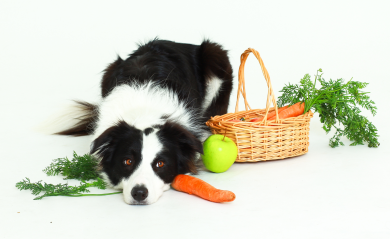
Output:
(1, 0), (389, 238)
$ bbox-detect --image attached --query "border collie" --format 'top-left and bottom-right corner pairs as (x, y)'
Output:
(52, 39), (233, 204)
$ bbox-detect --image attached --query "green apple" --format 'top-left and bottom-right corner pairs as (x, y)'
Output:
(201, 134), (238, 173)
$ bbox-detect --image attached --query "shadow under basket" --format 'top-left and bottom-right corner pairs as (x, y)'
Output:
(206, 48), (313, 162)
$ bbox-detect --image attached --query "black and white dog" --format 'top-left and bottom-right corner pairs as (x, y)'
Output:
(53, 39), (233, 204)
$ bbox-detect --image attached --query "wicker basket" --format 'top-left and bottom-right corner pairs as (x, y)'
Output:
(206, 48), (313, 162)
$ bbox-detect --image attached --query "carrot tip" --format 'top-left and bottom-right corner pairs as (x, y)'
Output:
(227, 192), (236, 202)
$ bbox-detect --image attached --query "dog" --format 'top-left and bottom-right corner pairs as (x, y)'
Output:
(51, 39), (233, 204)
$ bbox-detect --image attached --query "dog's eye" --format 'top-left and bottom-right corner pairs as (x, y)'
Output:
(124, 159), (133, 166)
(156, 161), (164, 168)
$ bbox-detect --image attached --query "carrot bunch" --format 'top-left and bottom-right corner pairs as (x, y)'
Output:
(277, 69), (379, 148)
(171, 174), (235, 203)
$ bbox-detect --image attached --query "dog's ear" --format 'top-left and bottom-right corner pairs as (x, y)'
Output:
(91, 121), (142, 164)
(157, 122), (203, 174)
(90, 126), (117, 163)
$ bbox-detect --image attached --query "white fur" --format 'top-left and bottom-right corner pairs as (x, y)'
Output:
(92, 81), (209, 142)
(122, 131), (169, 204)
(45, 81), (212, 205)
(34, 101), (95, 135)
(93, 81), (209, 204)
(99, 172), (123, 190)
(98, 129), (170, 205)
(202, 76), (223, 112)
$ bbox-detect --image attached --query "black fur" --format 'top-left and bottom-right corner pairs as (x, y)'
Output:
(55, 100), (98, 136)
(198, 40), (233, 118)
(143, 127), (154, 136)
(101, 39), (233, 121)
(157, 121), (204, 176)
(90, 120), (203, 185)
(55, 39), (233, 199)
(90, 121), (143, 185)
(58, 39), (233, 136)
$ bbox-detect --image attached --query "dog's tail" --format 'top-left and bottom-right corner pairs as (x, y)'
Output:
(36, 100), (98, 136)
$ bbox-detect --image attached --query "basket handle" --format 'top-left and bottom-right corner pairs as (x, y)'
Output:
(235, 48), (280, 121)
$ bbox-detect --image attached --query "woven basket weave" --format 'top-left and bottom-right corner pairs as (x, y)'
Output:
(206, 48), (313, 162)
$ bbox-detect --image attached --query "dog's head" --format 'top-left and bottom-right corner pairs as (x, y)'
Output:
(90, 120), (203, 205)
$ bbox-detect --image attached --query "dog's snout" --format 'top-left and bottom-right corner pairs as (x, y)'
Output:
(131, 185), (149, 202)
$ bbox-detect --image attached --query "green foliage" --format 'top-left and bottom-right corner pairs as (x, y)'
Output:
(277, 69), (379, 148)
(43, 152), (100, 180)
(16, 152), (121, 200)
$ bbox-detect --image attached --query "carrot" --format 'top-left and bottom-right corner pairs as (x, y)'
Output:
(250, 105), (289, 122)
(171, 174), (236, 203)
(268, 102), (305, 120)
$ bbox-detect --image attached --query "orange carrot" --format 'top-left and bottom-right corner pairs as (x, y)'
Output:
(171, 174), (236, 203)
(250, 105), (289, 122)
(268, 102), (305, 120)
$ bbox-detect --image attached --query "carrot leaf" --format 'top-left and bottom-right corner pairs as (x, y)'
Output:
(277, 69), (379, 148)
(16, 152), (121, 200)
(43, 152), (100, 181)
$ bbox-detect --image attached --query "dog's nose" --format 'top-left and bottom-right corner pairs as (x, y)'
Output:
(131, 185), (149, 202)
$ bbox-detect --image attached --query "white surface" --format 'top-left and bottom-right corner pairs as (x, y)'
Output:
(1, 0), (389, 238)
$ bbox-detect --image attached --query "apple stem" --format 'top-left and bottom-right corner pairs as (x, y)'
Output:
(222, 128), (227, 141)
